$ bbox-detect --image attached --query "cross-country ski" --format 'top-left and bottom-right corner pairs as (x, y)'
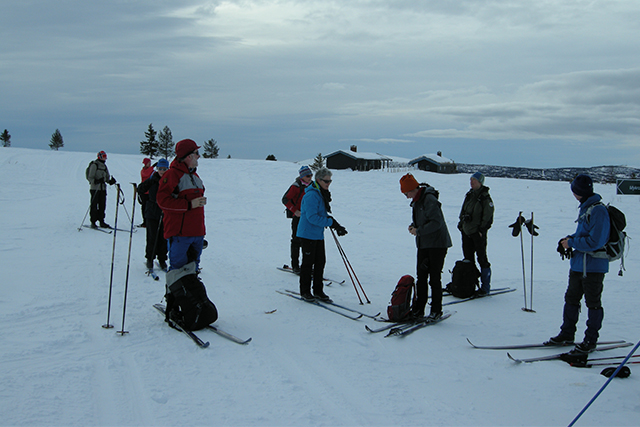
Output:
(507, 342), (633, 363)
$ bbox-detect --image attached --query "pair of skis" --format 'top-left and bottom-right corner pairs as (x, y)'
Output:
(277, 265), (345, 285)
(442, 287), (516, 306)
(466, 338), (633, 363)
(365, 312), (454, 337)
(276, 290), (379, 320)
(153, 304), (252, 348)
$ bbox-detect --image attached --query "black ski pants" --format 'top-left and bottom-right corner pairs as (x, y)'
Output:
(145, 217), (167, 262)
(299, 238), (326, 295)
(461, 231), (490, 269)
(414, 247), (447, 316)
(90, 189), (107, 224)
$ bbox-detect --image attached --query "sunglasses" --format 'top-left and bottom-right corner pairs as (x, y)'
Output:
(320, 179), (332, 184)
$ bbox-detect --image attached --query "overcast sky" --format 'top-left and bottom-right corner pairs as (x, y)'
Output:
(2, 1), (640, 167)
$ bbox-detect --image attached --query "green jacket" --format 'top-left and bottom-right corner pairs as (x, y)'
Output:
(458, 186), (494, 236)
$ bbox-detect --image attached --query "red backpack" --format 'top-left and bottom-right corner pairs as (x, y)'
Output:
(387, 275), (416, 321)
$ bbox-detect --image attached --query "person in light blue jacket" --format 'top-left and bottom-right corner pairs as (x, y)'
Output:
(547, 174), (610, 353)
(296, 168), (347, 302)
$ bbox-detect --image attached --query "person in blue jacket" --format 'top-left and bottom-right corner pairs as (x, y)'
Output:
(547, 174), (610, 353)
(296, 168), (347, 302)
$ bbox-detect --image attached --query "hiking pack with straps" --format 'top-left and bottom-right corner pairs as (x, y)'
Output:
(584, 202), (627, 274)
(165, 262), (218, 331)
(85, 160), (96, 182)
(282, 180), (304, 218)
(445, 260), (481, 298)
(387, 275), (416, 321)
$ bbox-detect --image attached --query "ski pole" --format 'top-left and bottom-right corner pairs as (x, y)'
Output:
(330, 228), (370, 304)
(568, 339), (640, 427)
(519, 213), (528, 310)
(117, 183), (137, 336)
(78, 190), (99, 231)
(529, 212), (535, 312)
(103, 184), (123, 329)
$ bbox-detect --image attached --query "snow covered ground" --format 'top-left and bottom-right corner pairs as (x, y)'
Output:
(1, 147), (638, 427)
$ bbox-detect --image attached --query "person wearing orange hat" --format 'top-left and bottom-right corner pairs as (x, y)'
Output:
(400, 173), (452, 319)
(86, 151), (116, 228)
(138, 158), (155, 228)
(157, 139), (206, 271)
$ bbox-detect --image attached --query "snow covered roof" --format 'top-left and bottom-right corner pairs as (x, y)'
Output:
(409, 153), (454, 165)
(325, 150), (393, 161)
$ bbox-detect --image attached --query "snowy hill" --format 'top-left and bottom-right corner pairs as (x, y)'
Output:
(0, 147), (638, 426)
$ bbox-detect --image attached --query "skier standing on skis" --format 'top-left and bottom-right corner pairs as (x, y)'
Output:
(86, 150), (116, 229)
(138, 158), (169, 271)
(157, 139), (206, 272)
(282, 165), (313, 273)
(458, 172), (494, 295)
(547, 174), (610, 353)
(296, 167), (347, 302)
(138, 157), (155, 228)
(400, 173), (452, 320)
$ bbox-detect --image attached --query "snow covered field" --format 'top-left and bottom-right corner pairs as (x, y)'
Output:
(1, 147), (638, 426)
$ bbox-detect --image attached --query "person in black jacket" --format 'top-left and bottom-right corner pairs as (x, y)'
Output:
(138, 158), (169, 270)
(400, 173), (452, 319)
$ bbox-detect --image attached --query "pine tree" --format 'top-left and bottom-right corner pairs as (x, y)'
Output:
(202, 138), (219, 159)
(311, 153), (324, 171)
(266, 154), (277, 161)
(140, 123), (158, 157)
(49, 129), (64, 150)
(157, 126), (174, 159)
(1, 129), (10, 147)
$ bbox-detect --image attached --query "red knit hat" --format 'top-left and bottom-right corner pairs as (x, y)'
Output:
(175, 139), (201, 159)
(142, 157), (151, 165)
(400, 173), (419, 193)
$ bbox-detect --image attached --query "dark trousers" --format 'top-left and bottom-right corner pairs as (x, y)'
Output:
(299, 238), (326, 295)
(414, 247), (448, 315)
(145, 217), (167, 262)
(90, 189), (106, 224)
(461, 231), (490, 269)
(290, 216), (301, 269)
(561, 271), (606, 343)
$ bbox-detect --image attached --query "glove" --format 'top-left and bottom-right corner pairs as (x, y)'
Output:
(557, 240), (572, 260)
(508, 214), (525, 237)
(330, 218), (348, 236)
(525, 219), (539, 236)
(108, 177), (116, 185)
(601, 366), (631, 378)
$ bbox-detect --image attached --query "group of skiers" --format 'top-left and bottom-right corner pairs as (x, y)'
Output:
(87, 148), (610, 354)
(283, 168), (610, 354)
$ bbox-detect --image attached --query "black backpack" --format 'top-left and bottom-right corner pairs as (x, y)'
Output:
(446, 260), (480, 298)
(585, 202), (627, 275)
(165, 262), (218, 331)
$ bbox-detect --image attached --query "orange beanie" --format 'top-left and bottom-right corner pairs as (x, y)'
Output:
(400, 173), (419, 193)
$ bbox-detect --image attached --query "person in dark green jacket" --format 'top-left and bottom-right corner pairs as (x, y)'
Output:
(457, 172), (494, 294)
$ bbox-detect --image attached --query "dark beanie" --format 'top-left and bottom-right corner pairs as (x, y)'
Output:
(571, 174), (594, 198)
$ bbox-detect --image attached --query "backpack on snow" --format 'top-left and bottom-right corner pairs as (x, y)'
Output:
(165, 262), (218, 331)
(445, 260), (481, 298)
(387, 275), (416, 321)
(585, 202), (628, 275)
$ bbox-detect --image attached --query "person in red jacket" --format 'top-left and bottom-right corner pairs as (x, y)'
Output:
(157, 139), (206, 271)
(282, 165), (313, 272)
(138, 158), (155, 228)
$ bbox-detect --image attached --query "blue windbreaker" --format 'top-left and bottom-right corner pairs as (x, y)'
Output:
(569, 193), (610, 274)
(296, 182), (333, 241)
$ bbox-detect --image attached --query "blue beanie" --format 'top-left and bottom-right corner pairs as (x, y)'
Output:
(299, 165), (312, 178)
(471, 172), (485, 185)
(571, 174), (593, 198)
(157, 158), (169, 168)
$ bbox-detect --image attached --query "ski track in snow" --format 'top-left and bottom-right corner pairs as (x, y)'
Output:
(0, 147), (639, 426)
